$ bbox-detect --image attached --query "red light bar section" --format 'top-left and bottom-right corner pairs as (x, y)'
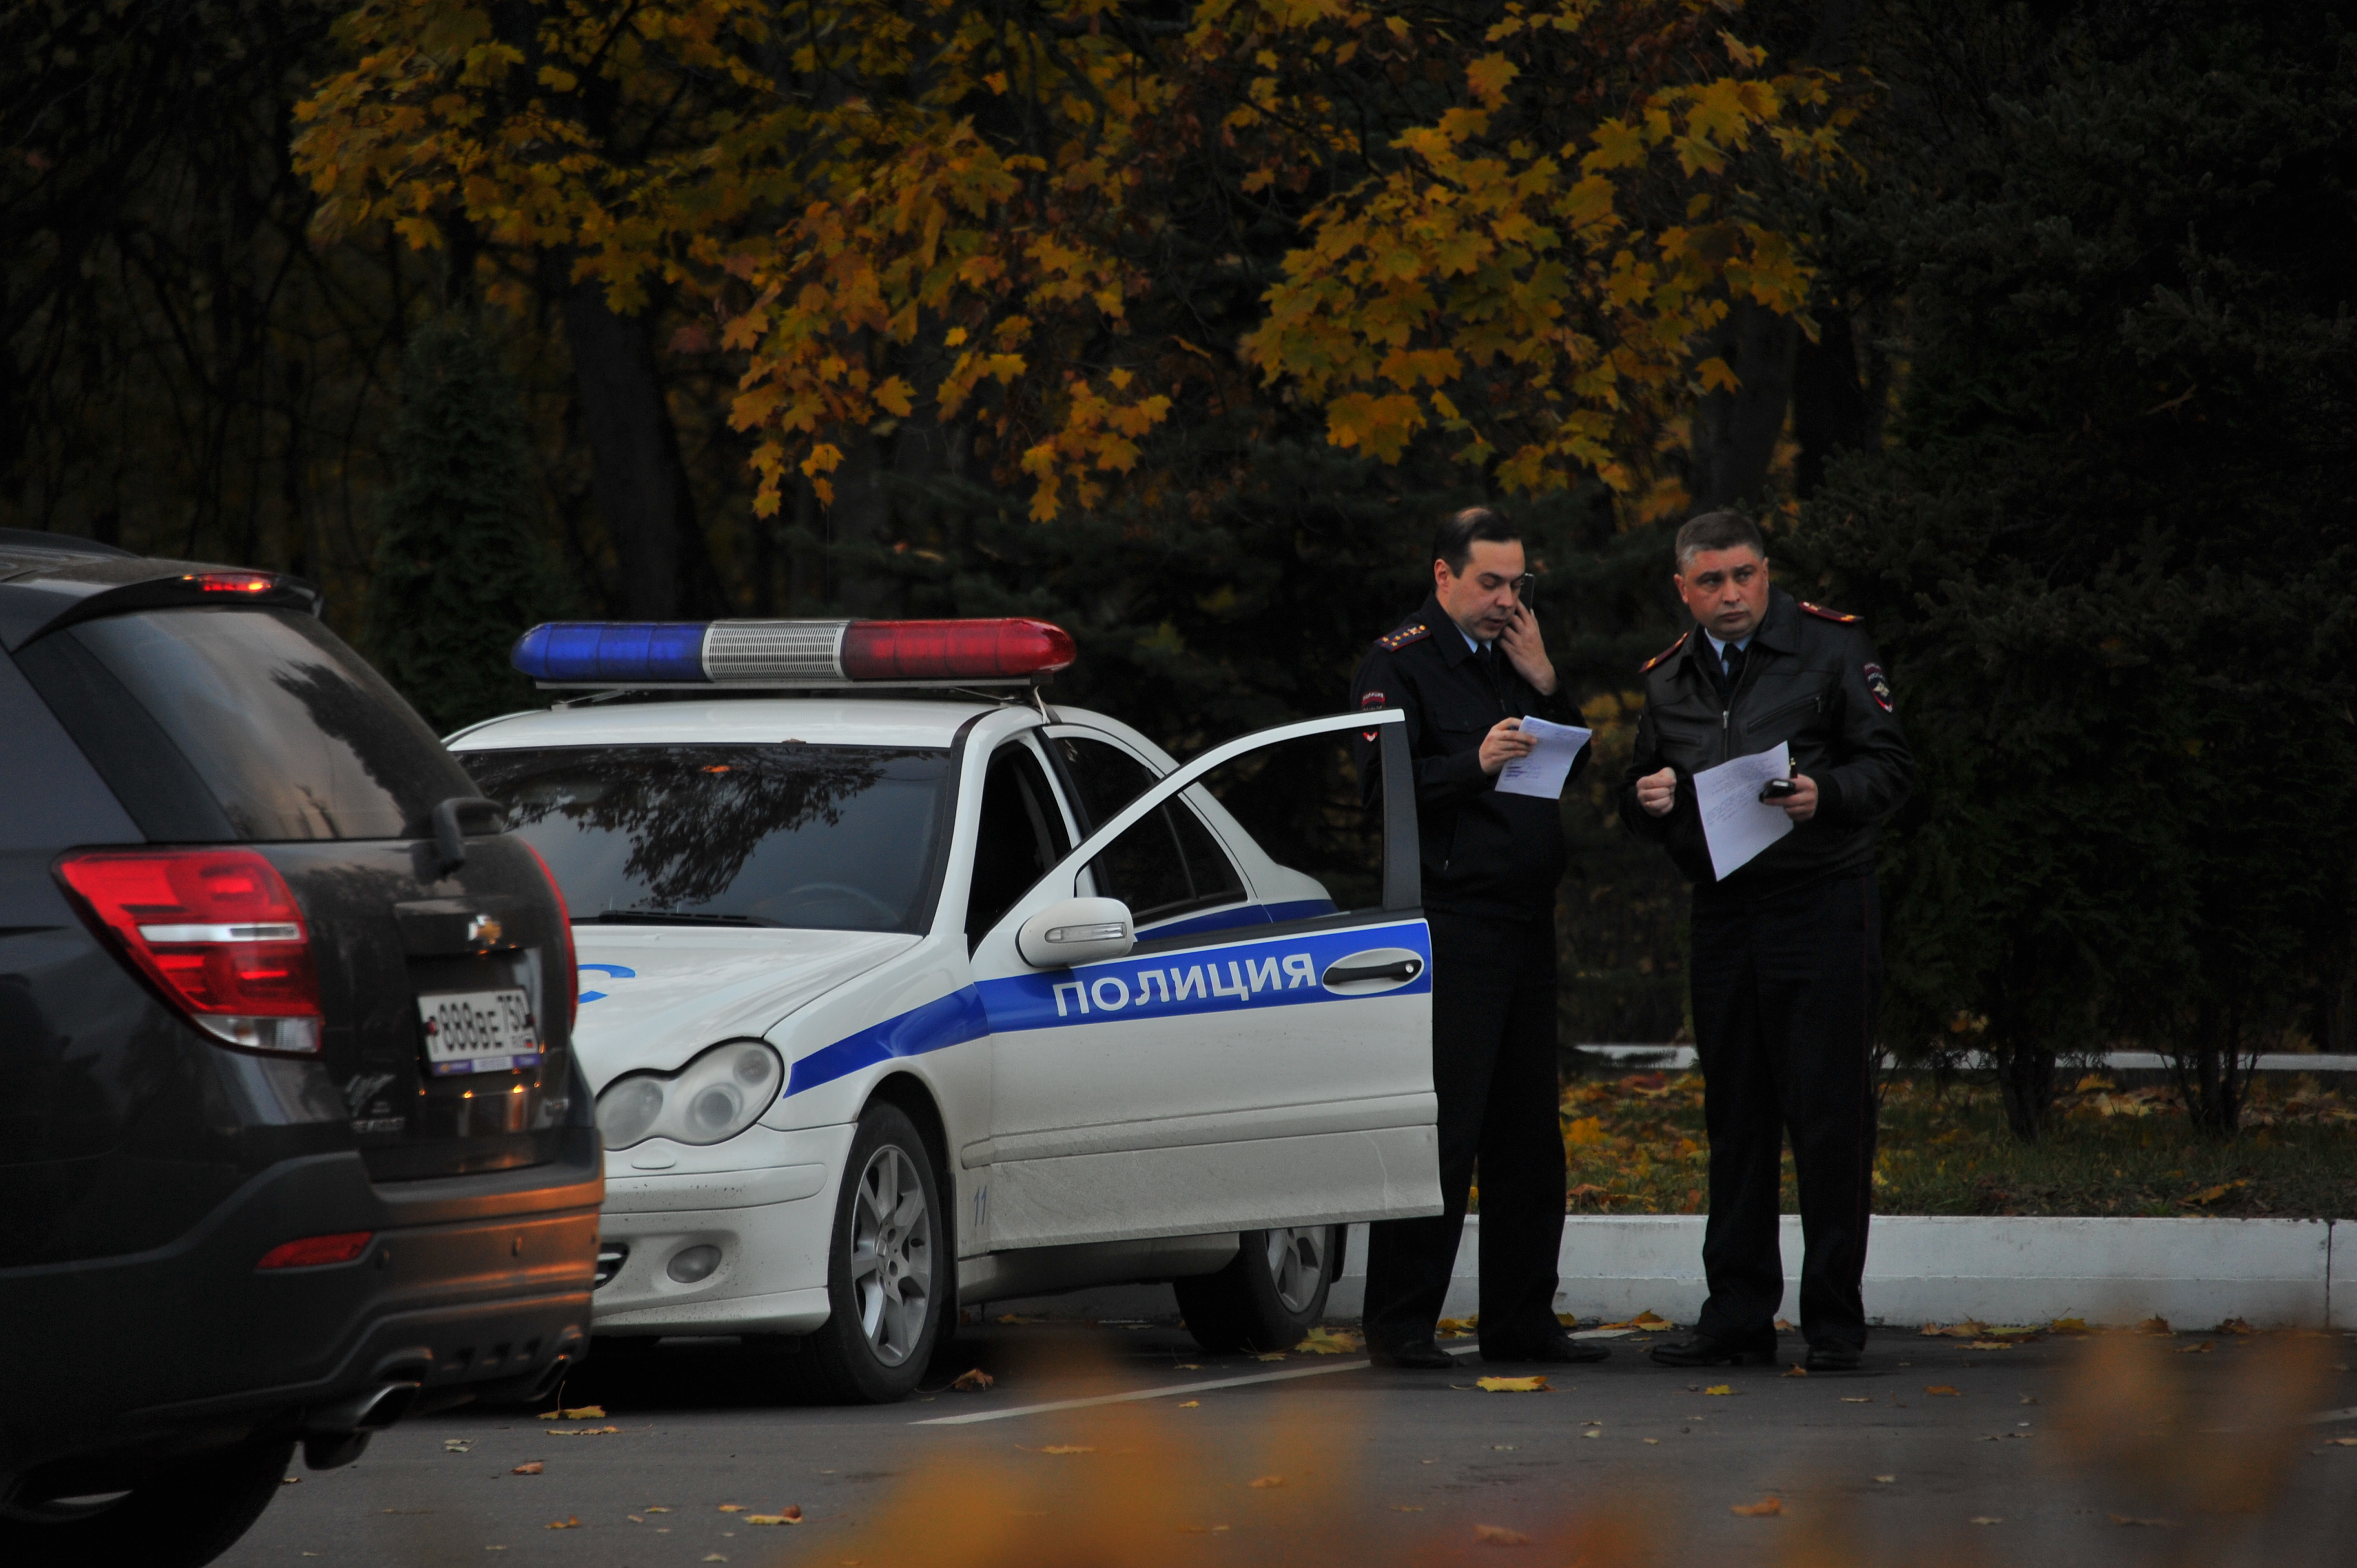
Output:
(841, 618), (1075, 682)
(256, 1231), (374, 1270)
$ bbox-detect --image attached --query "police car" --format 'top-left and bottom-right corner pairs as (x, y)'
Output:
(447, 617), (1441, 1402)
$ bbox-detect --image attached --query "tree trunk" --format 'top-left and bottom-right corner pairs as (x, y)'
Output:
(557, 276), (716, 618)
(1686, 300), (1799, 514)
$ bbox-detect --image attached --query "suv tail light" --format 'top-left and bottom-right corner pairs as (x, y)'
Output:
(521, 841), (579, 1031)
(55, 848), (323, 1055)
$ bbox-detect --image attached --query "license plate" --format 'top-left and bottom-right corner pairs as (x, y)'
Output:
(418, 989), (542, 1076)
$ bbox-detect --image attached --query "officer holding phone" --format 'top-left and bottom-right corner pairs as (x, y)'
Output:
(1349, 507), (1602, 1369)
(1619, 509), (1914, 1373)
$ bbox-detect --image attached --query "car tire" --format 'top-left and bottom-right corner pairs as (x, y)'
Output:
(1175, 1225), (1338, 1354)
(0, 1437), (296, 1568)
(784, 1101), (946, 1404)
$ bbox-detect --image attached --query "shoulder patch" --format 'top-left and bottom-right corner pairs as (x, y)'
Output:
(1640, 630), (1691, 673)
(1799, 601), (1860, 625)
(1377, 622), (1431, 652)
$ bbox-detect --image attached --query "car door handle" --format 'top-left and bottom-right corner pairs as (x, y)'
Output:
(1321, 957), (1423, 986)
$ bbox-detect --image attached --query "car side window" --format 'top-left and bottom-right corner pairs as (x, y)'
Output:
(966, 741), (1071, 948)
(1050, 734), (1157, 832)
(1088, 797), (1245, 928)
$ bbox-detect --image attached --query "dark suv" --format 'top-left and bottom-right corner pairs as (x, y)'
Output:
(0, 531), (601, 1566)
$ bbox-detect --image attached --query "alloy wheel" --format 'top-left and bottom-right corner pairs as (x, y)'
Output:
(1263, 1226), (1327, 1315)
(847, 1144), (932, 1366)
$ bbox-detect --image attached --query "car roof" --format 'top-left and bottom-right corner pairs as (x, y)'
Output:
(0, 530), (320, 650)
(445, 696), (1165, 759)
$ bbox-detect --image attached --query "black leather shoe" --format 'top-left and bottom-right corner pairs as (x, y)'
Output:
(1804, 1340), (1863, 1372)
(1485, 1331), (1609, 1365)
(1648, 1330), (1778, 1368)
(1368, 1338), (1458, 1370)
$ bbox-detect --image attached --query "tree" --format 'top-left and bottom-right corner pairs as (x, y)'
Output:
(1793, 0), (2357, 1137)
(364, 313), (563, 733)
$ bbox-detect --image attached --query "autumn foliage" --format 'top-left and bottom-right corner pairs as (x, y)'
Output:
(294, 0), (1844, 520)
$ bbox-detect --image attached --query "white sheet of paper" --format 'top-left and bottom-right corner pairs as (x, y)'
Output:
(1693, 742), (1794, 880)
(1495, 716), (1593, 800)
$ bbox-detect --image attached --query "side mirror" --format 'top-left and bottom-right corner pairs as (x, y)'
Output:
(1016, 896), (1135, 969)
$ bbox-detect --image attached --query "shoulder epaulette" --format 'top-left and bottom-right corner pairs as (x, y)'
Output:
(1799, 601), (1860, 625)
(1640, 630), (1690, 673)
(1377, 622), (1432, 652)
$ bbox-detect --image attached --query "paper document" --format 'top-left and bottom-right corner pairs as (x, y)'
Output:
(1495, 716), (1593, 801)
(1693, 742), (1794, 881)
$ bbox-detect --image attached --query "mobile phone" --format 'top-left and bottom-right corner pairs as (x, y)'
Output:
(1759, 777), (1798, 801)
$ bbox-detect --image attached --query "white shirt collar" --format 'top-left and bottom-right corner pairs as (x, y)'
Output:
(1704, 630), (1752, 661)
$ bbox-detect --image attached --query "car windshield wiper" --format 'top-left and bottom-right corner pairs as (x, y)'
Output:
(579, 909), (783, 928)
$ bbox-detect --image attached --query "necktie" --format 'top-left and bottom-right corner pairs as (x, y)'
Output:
(1721, 641), (1747, 698)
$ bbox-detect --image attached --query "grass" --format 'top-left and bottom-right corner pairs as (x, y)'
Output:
(1555, 1071), (2357, 1219)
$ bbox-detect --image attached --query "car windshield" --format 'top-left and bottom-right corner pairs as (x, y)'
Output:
(461, 744), (953, 934)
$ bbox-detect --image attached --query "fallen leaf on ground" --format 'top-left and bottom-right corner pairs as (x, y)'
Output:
(1437, 1317), (1477, 1337)
(1782, 1364), (1808, 1378)
(539, 1406), (605, 1420)
(281, 1475), (301, 1485)
(1730, 1498), (1782, 1517)
(1704, 1385), (1737, 1396)
(1874, 1476), (1896, 1483)
(442, 1440), (472, 1452)
(1924, 1385), (1962, 1397)
(2110, 1514), (2175, 1528)
(718, 1504), (745, 1513)
(1475, 1375), (1550, 1392)
(546, 1517), (580, 1530)
(1964, 1342), (2014, 1351)
(703, 1556), (727, 1563)
(1039, 1446), (1095, 1456)
(2216, 1317), (2255, 1334)
(2178, 1342), (2214, 1354)
(748, 1507), (804, 1526)
(1969, 1517), (2002, 1525)
(1295, 1326), (1361, 1355)
(1918, 1322), (1985, 1338)
(1774, 1318), (1795, 1332)
(2328, 1438), (2357, 1447)
(511, 1462), (543, 1475)
(645, 1506), (671, 1513)
(2138, 1316), (2173, 1335)
(1987, 1325), (2038, 1337)
(1254, 1352), (1288, 1363)
(1472, 1524), (1531, 1544)
(949, 1368), (995, 1391)
(2188, 1179), (2246, 1205)
(2049, 1317), (2091, 1334)
(1177, 1400), (1201, 1409)
(1248, 1476), (1285, 1489)
(549, 1426), (621, 1436)
(1175, 1364), (1201, 1370)
(1839, 1396), (1874, 1404)
(1580, 1430), (1601, 1438)
(1643, 1438), (1660, 1445)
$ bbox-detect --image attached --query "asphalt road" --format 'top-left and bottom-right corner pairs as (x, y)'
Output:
(220, 1315), (2357, 1568)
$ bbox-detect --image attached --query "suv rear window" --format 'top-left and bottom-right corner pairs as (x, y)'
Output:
(461, 745), (953, 934)
(19, 607), (471, 842)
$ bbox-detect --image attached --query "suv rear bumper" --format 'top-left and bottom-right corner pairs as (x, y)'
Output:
(0, 1131), (602, 1489)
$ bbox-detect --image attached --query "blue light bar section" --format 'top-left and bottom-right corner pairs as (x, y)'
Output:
(512, 622), (710, 683)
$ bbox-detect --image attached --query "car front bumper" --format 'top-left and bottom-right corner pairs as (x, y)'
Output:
(590, 1122), (855, 1338)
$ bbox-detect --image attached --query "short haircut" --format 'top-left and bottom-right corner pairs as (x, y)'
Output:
(1433, 506), (1520, 575)
(1674, 509), (1766, 569)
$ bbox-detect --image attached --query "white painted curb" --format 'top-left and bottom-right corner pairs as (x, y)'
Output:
(1325, 1215), (2354, 1330)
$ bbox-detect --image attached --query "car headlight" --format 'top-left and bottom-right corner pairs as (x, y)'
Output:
(595, 1040), (783, 1151)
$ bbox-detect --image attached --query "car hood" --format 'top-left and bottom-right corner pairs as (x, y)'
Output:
(568, 926), (919, 1086)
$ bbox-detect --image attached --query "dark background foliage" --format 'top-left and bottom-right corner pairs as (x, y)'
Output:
(6, 0), (2353, 1134)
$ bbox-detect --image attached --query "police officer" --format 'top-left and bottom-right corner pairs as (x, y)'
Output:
(1618, 510), (1914, 1372)
(1350, 507), (1605, 1369)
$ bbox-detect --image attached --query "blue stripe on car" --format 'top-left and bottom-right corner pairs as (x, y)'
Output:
(781, 919), (1429, 1098)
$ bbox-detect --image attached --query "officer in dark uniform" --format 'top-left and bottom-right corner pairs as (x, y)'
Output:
(1617, 509), (1914, 1372)
(1349, 507), (1605, 1369)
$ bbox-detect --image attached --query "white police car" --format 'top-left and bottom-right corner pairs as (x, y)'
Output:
(447, 617), (1440, 1402)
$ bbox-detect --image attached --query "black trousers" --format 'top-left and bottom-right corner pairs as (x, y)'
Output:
(1690, 873), (1882, 1350)
(1363, 911), (1566, 1355)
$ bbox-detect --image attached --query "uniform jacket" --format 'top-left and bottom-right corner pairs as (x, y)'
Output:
(1350, 594), (1588, 921)
(1616, 586), (1914, 895)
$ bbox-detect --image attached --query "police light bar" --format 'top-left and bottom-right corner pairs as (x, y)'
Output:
(510, 618), (1077, 689)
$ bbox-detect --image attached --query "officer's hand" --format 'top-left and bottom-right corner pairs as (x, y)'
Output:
(1777, 773), (1819, 822)
(1496, 603), (1557, 694)
(1479, 718), (1537, 775)
(1635, 766), (1677, 817)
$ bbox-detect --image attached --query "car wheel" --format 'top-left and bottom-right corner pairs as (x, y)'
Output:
(786, 1101), (945, 1404)
(0, 1437), (296, 1568)
(1175, 1225), (1337, 1354)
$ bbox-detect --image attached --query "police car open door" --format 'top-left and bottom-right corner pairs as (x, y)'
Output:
(966, 708), (1442, 1250)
